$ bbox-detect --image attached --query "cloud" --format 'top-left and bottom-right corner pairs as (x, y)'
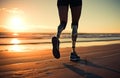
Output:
(0, 8), (24, 15)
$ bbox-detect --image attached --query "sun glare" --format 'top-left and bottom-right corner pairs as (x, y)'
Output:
(11, 17), (22, 25)
(7, 16), (27, 32)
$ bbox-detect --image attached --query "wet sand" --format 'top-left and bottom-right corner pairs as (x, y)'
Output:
(0, 44), (120, 78)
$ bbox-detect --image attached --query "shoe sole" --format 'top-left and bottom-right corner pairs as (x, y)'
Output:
(70, 59), (80, 62)
(70, 57), (80, 62)
(52, 37), (60, 59)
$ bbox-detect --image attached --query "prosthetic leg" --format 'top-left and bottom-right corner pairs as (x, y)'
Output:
(70, 24), (80, 61)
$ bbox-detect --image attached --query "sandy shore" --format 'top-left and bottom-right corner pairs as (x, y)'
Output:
(0, 44), (120, 78)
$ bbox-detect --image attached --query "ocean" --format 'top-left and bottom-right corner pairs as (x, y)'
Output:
(0, 33), (120, 52)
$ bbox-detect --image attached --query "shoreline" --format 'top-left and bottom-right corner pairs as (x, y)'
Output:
(0, 40), (120, 52)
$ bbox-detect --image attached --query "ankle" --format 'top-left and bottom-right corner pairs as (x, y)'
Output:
(56, 34), (60, 38)
(72, 47), (76, 52)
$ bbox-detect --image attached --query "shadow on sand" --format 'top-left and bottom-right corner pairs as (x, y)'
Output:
(78, 59), (120, 74)
(63, 63), (102, 78)
(63, 59), (120, 78)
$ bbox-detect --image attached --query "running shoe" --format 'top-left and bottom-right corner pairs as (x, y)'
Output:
(70, 52), (80, 61)
(52, 36), (60, 59)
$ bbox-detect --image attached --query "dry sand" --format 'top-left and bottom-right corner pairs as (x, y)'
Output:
(0, 44), (120, 78)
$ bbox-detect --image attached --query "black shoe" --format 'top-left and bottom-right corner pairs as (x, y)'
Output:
(52, 36), (60, 59)
(70, 52), (80, 62)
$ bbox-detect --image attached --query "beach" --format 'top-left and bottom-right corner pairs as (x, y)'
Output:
(1, 0), (120, 78)
(0, 43), (120, 78)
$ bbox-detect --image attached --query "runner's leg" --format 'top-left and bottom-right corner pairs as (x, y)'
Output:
(52, 0), (69, 59)
(70, 2), (82, 53)
(57, 6), (68, 38)
(57, 0), (69, 38)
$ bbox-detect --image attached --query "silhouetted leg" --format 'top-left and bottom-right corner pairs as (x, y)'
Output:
(71, 6), (82, 53)
(57, 6), (68, 38)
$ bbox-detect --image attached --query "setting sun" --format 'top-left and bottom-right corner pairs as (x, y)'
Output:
(7, 15), (27, 32)
(11, 16), (22, 26)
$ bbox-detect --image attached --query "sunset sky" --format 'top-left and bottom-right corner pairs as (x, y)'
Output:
(0, 0), (120, 33)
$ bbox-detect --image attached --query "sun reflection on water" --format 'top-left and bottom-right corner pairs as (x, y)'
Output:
(10, 45), (22, 52)
(11, 38), (20, 44)
(10, 38), (22, 52)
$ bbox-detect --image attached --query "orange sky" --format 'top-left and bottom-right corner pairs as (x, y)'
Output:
(0, 0), (120, 33)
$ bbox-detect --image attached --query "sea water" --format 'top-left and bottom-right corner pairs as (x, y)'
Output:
(0, 33), (120, 52)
